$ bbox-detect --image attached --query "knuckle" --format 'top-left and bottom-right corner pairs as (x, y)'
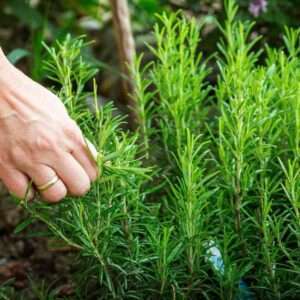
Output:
(63, 122), (75, 136)
(0, 152), (10, 166)
(63, 121), (82, 143)
(34, 132), (58, 153)
(26, 121), (56, 151)
(10, 146), (26, 164)
(21, 124), (54, 154)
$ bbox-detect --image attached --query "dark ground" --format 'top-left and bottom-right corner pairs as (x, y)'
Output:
(0, 193), (76, 299)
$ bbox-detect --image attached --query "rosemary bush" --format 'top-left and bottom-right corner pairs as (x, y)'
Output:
(16, 1), (300, 299)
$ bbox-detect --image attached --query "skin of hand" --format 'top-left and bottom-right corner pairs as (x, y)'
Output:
(0, 48), (98, 203)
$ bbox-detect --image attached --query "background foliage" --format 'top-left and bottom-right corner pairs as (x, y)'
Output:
(1, 0), (300, 97)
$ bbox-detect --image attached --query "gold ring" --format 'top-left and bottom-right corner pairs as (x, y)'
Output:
(37, 175), (59, 192)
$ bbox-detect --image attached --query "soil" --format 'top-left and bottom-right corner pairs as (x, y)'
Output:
(0, 194), (75, 299)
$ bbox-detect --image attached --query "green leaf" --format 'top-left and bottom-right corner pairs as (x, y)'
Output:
(7, 48), (30, 65)
(14, 218), (34, 234)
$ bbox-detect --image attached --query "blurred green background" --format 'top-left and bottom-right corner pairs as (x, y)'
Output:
(0, 0), (299, 99)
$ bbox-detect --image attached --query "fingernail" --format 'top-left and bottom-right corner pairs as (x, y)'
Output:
(85, 138), (99, 163)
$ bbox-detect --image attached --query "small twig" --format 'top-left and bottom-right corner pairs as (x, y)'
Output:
(109, 0), (138, 129)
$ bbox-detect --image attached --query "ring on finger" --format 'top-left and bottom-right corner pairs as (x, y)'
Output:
(36, 175), (60, 192)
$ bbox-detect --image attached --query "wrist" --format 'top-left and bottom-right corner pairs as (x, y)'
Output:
(0, 49), (17, 115)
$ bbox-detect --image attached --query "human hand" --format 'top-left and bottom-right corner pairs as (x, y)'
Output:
(0, 49), (98, 203)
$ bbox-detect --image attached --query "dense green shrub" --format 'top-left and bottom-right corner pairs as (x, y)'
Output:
(15, 0), (300, 299)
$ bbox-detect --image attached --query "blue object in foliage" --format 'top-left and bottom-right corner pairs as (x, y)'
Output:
(237, 280), (255, 300)
(206, 241), (255, 300)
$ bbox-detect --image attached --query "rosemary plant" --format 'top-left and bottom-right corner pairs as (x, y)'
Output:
(13, 1), (300, 299)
